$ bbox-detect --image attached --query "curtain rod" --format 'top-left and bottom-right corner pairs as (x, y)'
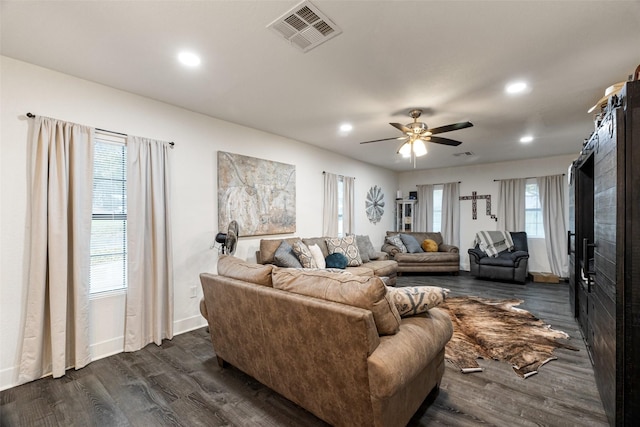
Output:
(493, 173), (565, 182)
(323, 171), (355, 179)
(26, 113), (175, 147)
(416, 181), (461, 186)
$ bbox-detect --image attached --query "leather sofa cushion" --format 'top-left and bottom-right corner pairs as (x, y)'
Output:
(362, 260), (397, 278)
(394, 252), (459, 263)
(272, 267), (401, 335)
(218, 255), (274, 287)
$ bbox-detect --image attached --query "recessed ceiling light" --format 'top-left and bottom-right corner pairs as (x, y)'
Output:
(506, 81), (528, 94)
(339, 123), (353, 132)
(178, 51), (201, 67)
(520, 135), (534, 143)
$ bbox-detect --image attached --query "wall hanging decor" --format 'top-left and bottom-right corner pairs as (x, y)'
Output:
(459, 191), (497, 221)
(218, 151), (296, 236)
(365, 185), (385, 224)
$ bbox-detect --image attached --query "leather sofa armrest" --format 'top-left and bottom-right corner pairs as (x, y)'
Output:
(381, 243), (400, 257)
(511, 250), (529, 266)
(468, 247), (486, 262)
(199, 297), (209, 325)
(439, 244), (459, 253)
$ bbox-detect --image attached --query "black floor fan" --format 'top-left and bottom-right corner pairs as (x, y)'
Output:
(215, 220), (239, 255)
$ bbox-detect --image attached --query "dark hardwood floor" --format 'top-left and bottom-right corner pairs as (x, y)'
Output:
(1, 272), (608, 426)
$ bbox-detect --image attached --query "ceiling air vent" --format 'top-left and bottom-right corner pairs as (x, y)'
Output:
(453, 151), (475, 157)
(267, 1), (342, 53)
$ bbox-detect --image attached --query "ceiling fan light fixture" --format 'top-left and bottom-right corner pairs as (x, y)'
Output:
(399, 142), (412, 158)
(414, 140), (427, 157)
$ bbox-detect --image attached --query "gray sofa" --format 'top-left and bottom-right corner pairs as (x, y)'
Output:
(468, 231), (530, 283)
(256, 236), (398, 286)
(381, 231), (460, 274)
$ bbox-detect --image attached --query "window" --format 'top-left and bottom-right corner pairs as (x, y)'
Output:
(337, 176), (344, 236)
(432, 185), (443, 232)
(525, 180), (544, 238)
(90, 135), (127, 294)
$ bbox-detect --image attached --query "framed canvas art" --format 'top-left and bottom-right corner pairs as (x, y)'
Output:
(217, 151), (296, 236)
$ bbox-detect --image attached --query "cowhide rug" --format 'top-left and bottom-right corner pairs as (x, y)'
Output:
(440, 296), (579, 378)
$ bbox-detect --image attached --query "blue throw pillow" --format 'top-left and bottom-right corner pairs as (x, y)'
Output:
(274, 240), (303, 268)
(400, 233), (424, 253)
(325, 252), (348, 269)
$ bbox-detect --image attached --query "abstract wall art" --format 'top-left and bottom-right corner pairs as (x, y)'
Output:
(218, 151), (296, 236)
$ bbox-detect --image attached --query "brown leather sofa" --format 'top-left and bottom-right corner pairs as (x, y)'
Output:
(200, 255), (453, 427)
(256, 236), (398, 286)
(381, 231), (460, 274)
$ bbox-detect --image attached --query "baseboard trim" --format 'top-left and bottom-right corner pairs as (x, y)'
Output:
(174, 314), (207, 335)
(0, 366), (17, 392)
(90, 336), (124, 362)
(1, 315), (208, 392)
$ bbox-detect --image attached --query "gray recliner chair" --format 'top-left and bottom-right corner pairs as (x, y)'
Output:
(468, 231), (529, 283)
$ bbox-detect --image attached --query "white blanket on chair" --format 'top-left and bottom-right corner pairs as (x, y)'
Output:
(474, 231), (514, 257)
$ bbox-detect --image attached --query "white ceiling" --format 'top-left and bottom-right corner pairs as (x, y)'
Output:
(2, 0), (639, 171)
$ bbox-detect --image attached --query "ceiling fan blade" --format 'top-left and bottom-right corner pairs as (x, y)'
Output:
(389, 122), (411, 133)
(359, 136), (407, 144)
(425, 136), (463, 146)
(428, 121), (473, 135)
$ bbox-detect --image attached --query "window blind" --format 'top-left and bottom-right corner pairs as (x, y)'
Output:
(90, 137), (127, 294)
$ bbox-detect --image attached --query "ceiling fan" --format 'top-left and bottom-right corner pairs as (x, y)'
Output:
(359, 109), (473, 166)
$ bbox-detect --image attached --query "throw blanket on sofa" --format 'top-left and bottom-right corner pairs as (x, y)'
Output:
(474, 231), (514, 257)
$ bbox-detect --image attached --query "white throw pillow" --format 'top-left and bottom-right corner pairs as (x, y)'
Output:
(308, 243), (326, 269)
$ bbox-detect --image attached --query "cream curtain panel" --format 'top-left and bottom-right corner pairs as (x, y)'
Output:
(415, 184), (433, 232)
(537, 174), (568, 277)
(441, 182), (460, 247)
(19, 117), (93, 382)
(322, 172), (339, 236)
(343, 176), (355, 235)
(125, 136), (174, 352)
(497, 178), (526, 231)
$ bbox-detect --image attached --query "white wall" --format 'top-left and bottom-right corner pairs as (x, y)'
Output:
(0, 56), (398, 390)
(398, 154), (576, 272)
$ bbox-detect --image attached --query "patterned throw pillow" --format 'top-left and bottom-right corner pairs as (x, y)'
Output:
(400, 233), (424, 253)
(385, 234), (407, 253)
(308, 244), (326, 269)
(421, 239), (438, 252)
(325, 235), (363, 266)
(292, 240), (317, 269)
(387, 286), (449, 317)
(273, 240), (303, 268)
